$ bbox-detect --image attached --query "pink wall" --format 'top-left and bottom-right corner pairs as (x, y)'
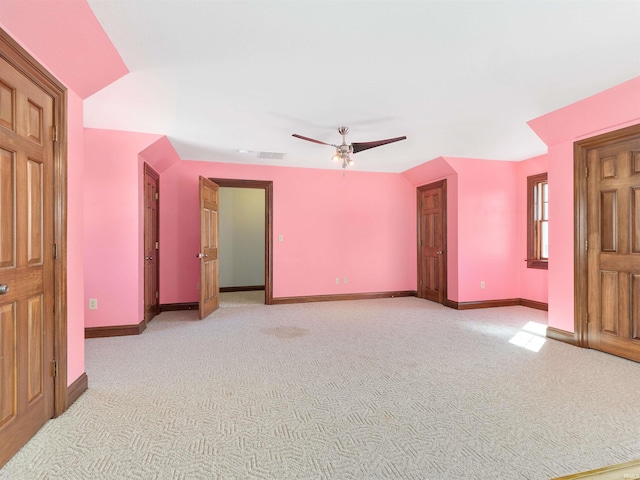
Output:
(139, 137), (182, 174)
(547, 141), (576, 332)
(515, 155), (548, 304)
(160, 161), (417, 303)
(0, 0), (128, 98)
(528, 77), (640, 332)
(445, 158), (520, 302)
(83, 129), (162, 328)
(66, 90), (85, 384)
(404, 156), (542, 304)
(0, 2), (127, 385)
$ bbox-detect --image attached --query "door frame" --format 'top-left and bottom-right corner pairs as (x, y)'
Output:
(574, 123), (640, 348)
(0, 28), (68, 415)
(210, 178), (273, 305)
(143, 163), (160, 323)
(417, 179), (448, 305)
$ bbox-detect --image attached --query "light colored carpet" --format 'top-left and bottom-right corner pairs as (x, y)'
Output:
(1, 297), (639, 479)
(219, 290), (264, 307)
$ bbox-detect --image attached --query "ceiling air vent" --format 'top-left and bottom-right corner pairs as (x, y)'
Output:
(257, 152), (286, 160)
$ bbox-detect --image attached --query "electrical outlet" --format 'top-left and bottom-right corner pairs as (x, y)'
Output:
(343, 277), (348, 284)
(336, 277), (340, 285)
(278, 234), (283, 242)
(88, 298), (98, 310)
(480, 281), (485, 289)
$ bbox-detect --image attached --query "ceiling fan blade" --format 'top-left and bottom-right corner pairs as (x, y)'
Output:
(351, 136), (407, 154)
(292, 134), (334, 147)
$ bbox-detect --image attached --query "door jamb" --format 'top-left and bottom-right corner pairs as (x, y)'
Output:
(209, 178), (273, 305)
(417, 179), (448, 305)
(574, 123), (640, 349)
(0, 28), (68, 415)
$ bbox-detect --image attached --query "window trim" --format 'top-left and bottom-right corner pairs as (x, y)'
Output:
(527, 172), (548, 269)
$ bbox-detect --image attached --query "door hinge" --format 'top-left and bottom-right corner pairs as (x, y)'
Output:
(155, 291), (159, 299)
(52, 125), (58, 142)
(155, 192), (159, 200)
(52, 360), (58, 377)
(585, 312), (589, 324)
(419, 278), (423, 286)
(155, 241), (159, 250)
(53, 243), (58, 259)
(585, 240), (588, 251)
(585, 167), (588, 178)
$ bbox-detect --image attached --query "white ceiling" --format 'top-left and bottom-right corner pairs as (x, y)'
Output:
(84, 0), (640, 173)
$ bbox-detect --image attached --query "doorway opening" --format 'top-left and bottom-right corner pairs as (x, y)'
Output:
(210, 178), (273, 305)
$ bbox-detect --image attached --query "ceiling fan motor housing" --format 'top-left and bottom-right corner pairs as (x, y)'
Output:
(337, 144), (353, 155)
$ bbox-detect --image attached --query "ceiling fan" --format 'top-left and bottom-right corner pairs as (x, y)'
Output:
(292, 126), (407, 169)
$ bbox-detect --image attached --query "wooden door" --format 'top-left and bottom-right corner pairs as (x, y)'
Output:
(0, 54), (56, 465)
(586, 133), (640, 361)
(417, 180), (447, 304)
(198, 177), (219, 319)
(143, 164), (159, 323)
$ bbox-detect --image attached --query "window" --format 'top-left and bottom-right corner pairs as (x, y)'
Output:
(527, 172), (548, 269)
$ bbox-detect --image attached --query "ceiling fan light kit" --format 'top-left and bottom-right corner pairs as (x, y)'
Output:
(293, 126), (407, 169)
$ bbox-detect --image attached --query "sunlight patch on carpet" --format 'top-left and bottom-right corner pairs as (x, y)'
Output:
(510, 321), (547, 352)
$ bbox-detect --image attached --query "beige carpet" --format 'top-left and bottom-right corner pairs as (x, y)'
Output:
(219, 290), (264, 307)
(1, 297), (639, 479)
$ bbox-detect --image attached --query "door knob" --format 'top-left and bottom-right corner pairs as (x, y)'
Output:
(0, 284), (8, 295)
(196, 253), (208, 258)
(436, 250), (443, 255)
(146, 256), (153, 261)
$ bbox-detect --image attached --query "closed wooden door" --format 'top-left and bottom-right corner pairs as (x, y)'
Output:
(198, 176), (219, 319)
(143, 164), (159, 323)
(586, 134), (640, 361)
(0, 54), (56, 465)
(418, 180), (447, 304)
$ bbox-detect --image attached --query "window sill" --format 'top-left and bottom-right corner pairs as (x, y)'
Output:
(527, 259), (548, 270)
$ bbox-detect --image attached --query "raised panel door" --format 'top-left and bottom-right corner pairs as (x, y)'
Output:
(0, 54), (55, 466)
(418, 180), (446, 304)
(199, 176), (219, 319)
(587, 136), (640, 361)
(143, 164), (159, 323)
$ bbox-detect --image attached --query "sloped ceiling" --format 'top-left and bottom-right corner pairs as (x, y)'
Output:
(78, 1), (639, 172)
(0, 0), (127, 99)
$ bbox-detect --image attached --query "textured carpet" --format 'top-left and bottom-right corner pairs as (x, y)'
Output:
(219, 290), (264, 307)
(1, 297), (639, 479)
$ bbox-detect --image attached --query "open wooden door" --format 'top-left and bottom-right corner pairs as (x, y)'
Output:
(0, 53), (56, 466)
(417, 180), (447, 304)
(198, 177), (219, 319)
